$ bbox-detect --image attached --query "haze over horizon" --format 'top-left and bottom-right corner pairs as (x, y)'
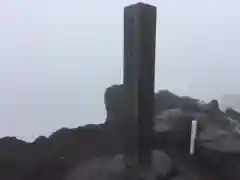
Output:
(0, 0), (240, 141)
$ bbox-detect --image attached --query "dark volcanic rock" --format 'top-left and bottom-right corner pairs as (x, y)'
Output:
(197, 147), (240, 180)
(155, 90), (198, 114)
(0, 84), (240, 180)
(225, 108), (240, 123)
(65, 150), (172, 180)
(104, 84), (129, 153)
(0, 125), (110, 180)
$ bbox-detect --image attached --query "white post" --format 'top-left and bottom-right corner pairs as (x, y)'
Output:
(190, 120), (198, 155)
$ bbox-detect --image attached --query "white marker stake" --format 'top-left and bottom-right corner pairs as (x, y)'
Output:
(190, 120), (198, 155)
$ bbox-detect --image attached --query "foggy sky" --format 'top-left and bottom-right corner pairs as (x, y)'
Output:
(0, 0), (239, 141)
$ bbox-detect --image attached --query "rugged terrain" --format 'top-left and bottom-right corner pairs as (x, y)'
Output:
(1, 84), (240, 180)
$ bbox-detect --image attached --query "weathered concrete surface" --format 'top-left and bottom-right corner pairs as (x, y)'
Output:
(123, 2), (157, 169)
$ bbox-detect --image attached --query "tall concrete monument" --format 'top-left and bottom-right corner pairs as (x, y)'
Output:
(123, 2), (157, 179)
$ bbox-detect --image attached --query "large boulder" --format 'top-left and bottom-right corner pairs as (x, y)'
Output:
(104, 84), (126, 125)
(65, 150), (173, 180)
(104, 84), (127, 152)
(155, 90), (198, 114)
(225, 108), (240, 123)
(153, 100), (240, 180)
(154, 108), (192, 151)
(197, 123), (240, 153)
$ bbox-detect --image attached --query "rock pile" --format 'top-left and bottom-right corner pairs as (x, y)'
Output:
(0, 84), (239, 180)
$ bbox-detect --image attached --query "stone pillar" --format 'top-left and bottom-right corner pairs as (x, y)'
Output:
(123, 2), (157, 178)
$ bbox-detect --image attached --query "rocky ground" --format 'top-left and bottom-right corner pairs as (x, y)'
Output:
(0, 84), (240, 180)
